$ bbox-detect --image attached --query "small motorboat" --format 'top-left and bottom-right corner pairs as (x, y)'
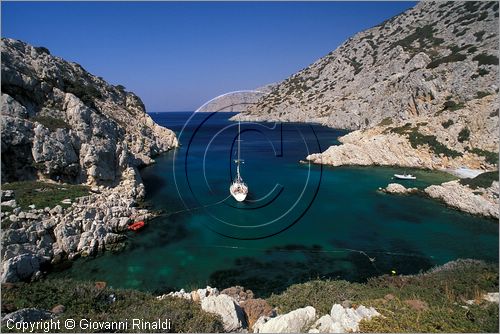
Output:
(128, 221), (145, 231)
(394, 173), (416, 180)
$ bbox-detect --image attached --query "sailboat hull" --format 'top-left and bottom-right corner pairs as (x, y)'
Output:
(230, 182), (248, 202)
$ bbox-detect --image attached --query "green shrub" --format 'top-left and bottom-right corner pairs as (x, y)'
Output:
(473, 54), (499, 66)
(31, 115), (71, 131)
(1, 279), (224, 333)
(1, 181), (89, 210)
(459, 171), (499, 189)
(268, 260), (498, 333)
(408, 131), (461, 158)
(63, 79), (103, 109)
(468, 148), (498, 165)
(378, 117), (393, 126)
(441, 119), (454, 128)
(389, 124), (461, 158)
(443, 100), (465, 111)
(468, 46), (478, 54)
(426, 53), (467, 69)
(476, 91), (491, 99)
(34, 46), (50, 55)
(474, 30), (486, 42)
(458, 127), (470, 142)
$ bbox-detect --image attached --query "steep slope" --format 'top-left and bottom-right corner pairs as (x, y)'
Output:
(196, 84), (276, 112)
(1, 38), (178, 186)
(235, 1), (499, 170)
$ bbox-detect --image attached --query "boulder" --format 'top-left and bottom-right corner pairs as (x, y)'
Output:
(1, 253), (42, 283)
(253, 306), (316, 333)
(240, 298), (275, 330)
(329, 304), (380, 332)
(201, 294), (246, 332)
(1, 308), (52, 325)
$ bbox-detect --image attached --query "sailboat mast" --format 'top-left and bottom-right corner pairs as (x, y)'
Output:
(237, 120), (241, 178)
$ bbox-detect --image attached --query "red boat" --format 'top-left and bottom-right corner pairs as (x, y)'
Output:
(128, 221), (145, 231)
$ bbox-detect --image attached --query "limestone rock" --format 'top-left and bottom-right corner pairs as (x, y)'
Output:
(1, 253), (42, 283)
(424, 180), (499, 219)
(383, 183), (418, 194)
(329, 304), (380, 333)
(201, 294), (246, 332)
(253, 306), (316, 333)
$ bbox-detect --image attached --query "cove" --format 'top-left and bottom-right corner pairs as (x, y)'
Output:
(51, 112), (498, 297)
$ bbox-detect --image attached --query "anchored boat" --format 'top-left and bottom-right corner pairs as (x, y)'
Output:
(230, 120), (248, 202)
(394, 173), (416, 180)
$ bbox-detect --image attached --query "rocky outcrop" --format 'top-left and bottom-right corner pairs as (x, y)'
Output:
(0, 254), (45, 283)
(253, 306), (316, 333)
(1, 38), (178, 185)
(424, 180), (499, 219)
(201, 294), (247, 332)
(382, 183), (418, 194)
(235, 1), (498, 171)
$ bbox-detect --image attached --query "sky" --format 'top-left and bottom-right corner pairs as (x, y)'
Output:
(2, 1), (416, 112)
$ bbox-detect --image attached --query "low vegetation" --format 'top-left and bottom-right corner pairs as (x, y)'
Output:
(388, 124), (462, 158)
(468, 148), (498, 165)
(472, 54), (499, 66)
(31, 115), (71, 131)
(458, 127), (471, 143)
(459, 171), (499, 189)
(267, 260), (498, 333)
(63, 79), (103, 110)
(426, 52), (467, 69)
(1, 279), (223, 333)
(2, 181), (90, 210)
(441, 119), (454, 128)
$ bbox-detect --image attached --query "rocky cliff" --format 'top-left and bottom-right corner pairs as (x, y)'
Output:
(1, 38), (178, 186)
(1, 38), (179, 282)
(235, 1), (499, 170)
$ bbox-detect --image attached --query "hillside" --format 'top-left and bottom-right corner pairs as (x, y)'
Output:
(1, 38), (178, 186)
(234, 1), (499, 170)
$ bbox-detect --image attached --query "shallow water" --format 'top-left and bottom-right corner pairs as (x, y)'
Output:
(53, 112), (498, 297)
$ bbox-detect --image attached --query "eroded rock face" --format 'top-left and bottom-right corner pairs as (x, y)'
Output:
(253, 306), (316, 333)
(235, 1), (498, 171)
(1, 38), (178, 185)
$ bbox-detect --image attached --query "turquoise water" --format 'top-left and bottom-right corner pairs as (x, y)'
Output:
(53, 112), (498, 297)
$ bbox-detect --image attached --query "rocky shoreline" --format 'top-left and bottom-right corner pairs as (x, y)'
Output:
(1, 167), (161, 283)
(380, 177), (499, 220)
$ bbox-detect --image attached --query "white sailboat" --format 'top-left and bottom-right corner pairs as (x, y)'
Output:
(394, 172), (416, 180)
(230, 120), (248, 202)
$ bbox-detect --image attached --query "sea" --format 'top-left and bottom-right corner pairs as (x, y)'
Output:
(51, 112), (499, 297)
